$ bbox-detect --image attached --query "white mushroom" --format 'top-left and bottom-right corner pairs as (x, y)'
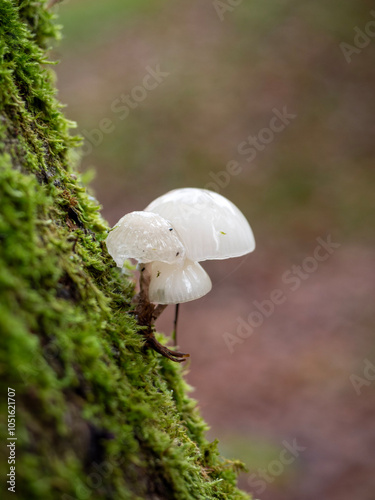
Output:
(106, 211), (185, 268)
(145, 187), (255, 262)
(147, 259), (212, 305)
(105, 189), (256, 362)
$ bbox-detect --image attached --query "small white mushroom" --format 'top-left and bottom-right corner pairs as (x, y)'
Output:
(145, 187), (255, 262)
(105, 189), (256, 362)
(147, 259), (212, 305)
(106, 211), (185, 268)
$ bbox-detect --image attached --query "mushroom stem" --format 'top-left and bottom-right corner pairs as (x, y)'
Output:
(172, 303), (180, 346)
(135, 264), (155, 326)
(152, 304), (168, 321)
(134, 265), (189, 362)
(139, 263), (151, 297)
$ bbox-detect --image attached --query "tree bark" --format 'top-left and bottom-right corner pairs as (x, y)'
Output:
(0, 1), (249, 499)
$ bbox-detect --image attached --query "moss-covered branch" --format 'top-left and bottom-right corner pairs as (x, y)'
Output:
(0, 1), (249, 498)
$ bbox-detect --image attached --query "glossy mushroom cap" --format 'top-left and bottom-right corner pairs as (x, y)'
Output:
(145, 188), (255, 262)
(146, 259), (212, 304)
(106, 211), (185, 268)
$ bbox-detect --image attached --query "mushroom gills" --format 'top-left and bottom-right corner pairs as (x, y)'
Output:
(147, 259), (212, 304)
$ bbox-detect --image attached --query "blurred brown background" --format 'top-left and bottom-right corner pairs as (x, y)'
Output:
(54, 1), (375, 498)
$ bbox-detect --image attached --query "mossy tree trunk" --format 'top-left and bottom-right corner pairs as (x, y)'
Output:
(0, 1), (249, 499)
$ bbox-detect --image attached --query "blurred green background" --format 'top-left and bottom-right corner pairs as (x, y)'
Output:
(54, 1), (375, 499)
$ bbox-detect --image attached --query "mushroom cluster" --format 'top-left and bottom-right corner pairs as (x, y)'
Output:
(106, 188), (255, 361)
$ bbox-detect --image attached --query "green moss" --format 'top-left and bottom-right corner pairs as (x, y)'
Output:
(0, 1), (250, 499)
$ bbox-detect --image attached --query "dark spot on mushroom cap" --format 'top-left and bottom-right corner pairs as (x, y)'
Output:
(169, 228), (173, 231)
(176, 252), (180, 256)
